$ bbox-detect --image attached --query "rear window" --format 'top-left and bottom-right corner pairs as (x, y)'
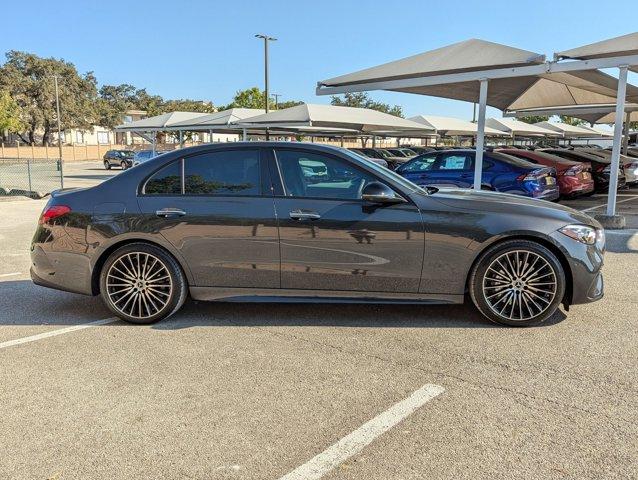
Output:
(488, 151), (536, 168)
(184, 150), (260, 196)
(144, 161), (182, 195)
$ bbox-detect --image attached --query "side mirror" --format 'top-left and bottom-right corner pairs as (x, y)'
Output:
(361, 182), (406, 204)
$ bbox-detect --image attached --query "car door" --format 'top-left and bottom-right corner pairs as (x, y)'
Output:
(268, 147), (424, 293)
(136, 147), (280, 288)
(428, 152), (474, 187)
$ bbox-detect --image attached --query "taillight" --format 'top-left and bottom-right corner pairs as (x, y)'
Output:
(562, 166), (580, 176)
(39, 205), (71, 224)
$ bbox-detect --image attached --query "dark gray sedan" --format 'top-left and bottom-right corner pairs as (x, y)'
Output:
(31, 143), (605, 327)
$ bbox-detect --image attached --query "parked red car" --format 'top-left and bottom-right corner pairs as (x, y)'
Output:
(497, 148), (595, 198)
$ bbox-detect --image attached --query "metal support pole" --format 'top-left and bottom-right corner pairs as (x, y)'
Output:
(242, 128), (247, 141)
(27, 157), (32, 193)
(622, 111), (630, 155)
(606, 66), (628, 217)
(473, 79), (489, 190)
(53, 76), (64, 189)
(340, 136), (344, 147)
(152, 134), (156, 156)
(372, 135), (376, 148)
(179, 130), (184, 148)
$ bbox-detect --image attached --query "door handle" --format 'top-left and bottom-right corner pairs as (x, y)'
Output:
(156, 208), (186, 218)
(289, 209), (321, 221)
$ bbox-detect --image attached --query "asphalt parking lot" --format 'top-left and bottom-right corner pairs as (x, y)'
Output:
(1, 167), (637, 479)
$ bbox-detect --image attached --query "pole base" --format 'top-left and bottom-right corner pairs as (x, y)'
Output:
(593, 214), (626, 230)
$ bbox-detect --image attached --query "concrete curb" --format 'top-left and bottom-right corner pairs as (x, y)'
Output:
(594, 214), (626, 230)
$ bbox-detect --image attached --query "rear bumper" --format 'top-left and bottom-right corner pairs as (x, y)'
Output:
(30, 243), (93, 295)
(559, 176), (595, 197)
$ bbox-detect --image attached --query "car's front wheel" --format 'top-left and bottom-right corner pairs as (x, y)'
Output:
(104, 160), (111, 170)
(99, 243), (187, 324)
(469, 240), (565, 326)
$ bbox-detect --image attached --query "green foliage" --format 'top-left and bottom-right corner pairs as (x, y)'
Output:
(330, 92), (403, 117)
(517, 115), (550, 124)
(0, 90), (25, 134)
(219, 87), (303, 111)
(0, 51), (99, 145)
(559, 115), (587, 126)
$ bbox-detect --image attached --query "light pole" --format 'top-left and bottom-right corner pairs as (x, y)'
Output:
(272, 93), (281, 109)
(255, 34), (276, 140)
(52, 75), (64, 188)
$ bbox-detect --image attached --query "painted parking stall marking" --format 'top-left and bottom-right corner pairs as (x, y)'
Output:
(278, 383), (445, 480)
(0, 272), (21, 278)
(0, 317), (119, 351)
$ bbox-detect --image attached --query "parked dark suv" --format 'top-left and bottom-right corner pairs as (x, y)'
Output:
(31, 143), (604, 327)
(103, 150), (135, 170)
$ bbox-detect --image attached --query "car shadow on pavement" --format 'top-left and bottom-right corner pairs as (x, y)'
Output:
(153, 299), (568, 330)
(0, 280), (567, 329)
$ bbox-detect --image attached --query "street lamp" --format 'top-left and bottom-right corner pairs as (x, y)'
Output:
(255, 34), (277, 139)
(272, 93), (281, 109)
(51, 75), (64, 188)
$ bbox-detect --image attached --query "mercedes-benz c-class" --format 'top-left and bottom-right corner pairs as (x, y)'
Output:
(31, 143), (605, 327)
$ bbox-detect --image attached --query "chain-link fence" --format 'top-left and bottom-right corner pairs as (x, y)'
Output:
(0, 158), (63, 197)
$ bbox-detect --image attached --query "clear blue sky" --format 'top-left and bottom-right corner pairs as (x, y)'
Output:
(2, 0), (636, 120)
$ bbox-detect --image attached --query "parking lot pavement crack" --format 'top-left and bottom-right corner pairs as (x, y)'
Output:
(249, 326), (635, 428)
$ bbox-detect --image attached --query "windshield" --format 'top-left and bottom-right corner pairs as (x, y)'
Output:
(339, 148), (427, 194)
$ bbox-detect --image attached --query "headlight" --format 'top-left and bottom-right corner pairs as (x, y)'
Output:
(559, 224), (597, 245)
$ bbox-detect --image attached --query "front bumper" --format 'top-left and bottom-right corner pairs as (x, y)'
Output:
(549, 230), (604, 305)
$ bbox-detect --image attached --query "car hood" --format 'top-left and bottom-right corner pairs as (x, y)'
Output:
(421, 188), (600, 227)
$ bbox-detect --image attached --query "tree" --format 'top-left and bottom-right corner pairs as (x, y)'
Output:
(517, 115), (550, 124)
(219, 87), (303, 111)
(0, 90), (25, 138)
(97, 83), (138, 129)
(0, 51), (99, 145)
(330, 92), (403, 117)
(161, 99), (215, 114)
(559, 115), (587, 126)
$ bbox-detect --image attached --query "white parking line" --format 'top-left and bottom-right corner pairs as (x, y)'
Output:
(278, 383), (445, 480)
(0, 272), (21, 278)
(582, 196), (638, 212)
(0, 317), (119, 351)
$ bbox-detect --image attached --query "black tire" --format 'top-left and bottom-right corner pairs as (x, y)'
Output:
(104, 160), (111, 170)
(120, 160), (128, 170)
(469, 239), (565, 327)
(99, 243), (187, 324)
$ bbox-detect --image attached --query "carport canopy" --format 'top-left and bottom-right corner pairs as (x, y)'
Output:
(316, 35), (638, 218)
(114, 111), (208, 131)
(485, 117), (561, 137)
(534, 121), (612, 138)
(166, 108), (265, 131)
(410, 115), (507, 137)
(505, 103), (638, 124)
(236, 103), (435, 134)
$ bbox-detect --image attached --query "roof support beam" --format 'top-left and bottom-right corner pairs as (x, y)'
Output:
(606, 65), (629, 217)
(474, 79), (489, 190)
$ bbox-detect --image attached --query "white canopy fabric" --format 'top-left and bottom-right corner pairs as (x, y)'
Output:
(534, 121), (612, 138)
(167, 108), (265, 130)
(114, 111), (208, 131)
(409, 115), (507, 137)
(556, 32), (638, 73)
(485, 117), (561, 137)
(237, 103), (435, 133)
(317, 39), (638, 111)
(506, 103), (638, 124)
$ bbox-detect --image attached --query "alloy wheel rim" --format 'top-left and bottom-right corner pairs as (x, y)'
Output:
(106, 252), (172, 319)
(482, 250), (557, 321)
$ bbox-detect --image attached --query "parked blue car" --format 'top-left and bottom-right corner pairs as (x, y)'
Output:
(396, 149), (560, 200)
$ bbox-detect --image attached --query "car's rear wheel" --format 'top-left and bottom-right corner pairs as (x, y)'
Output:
(120, 160), (128, 170)
(104, 160), (111, 170)
(99, 243), (187, 324)
(469, 240), (565, 327)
